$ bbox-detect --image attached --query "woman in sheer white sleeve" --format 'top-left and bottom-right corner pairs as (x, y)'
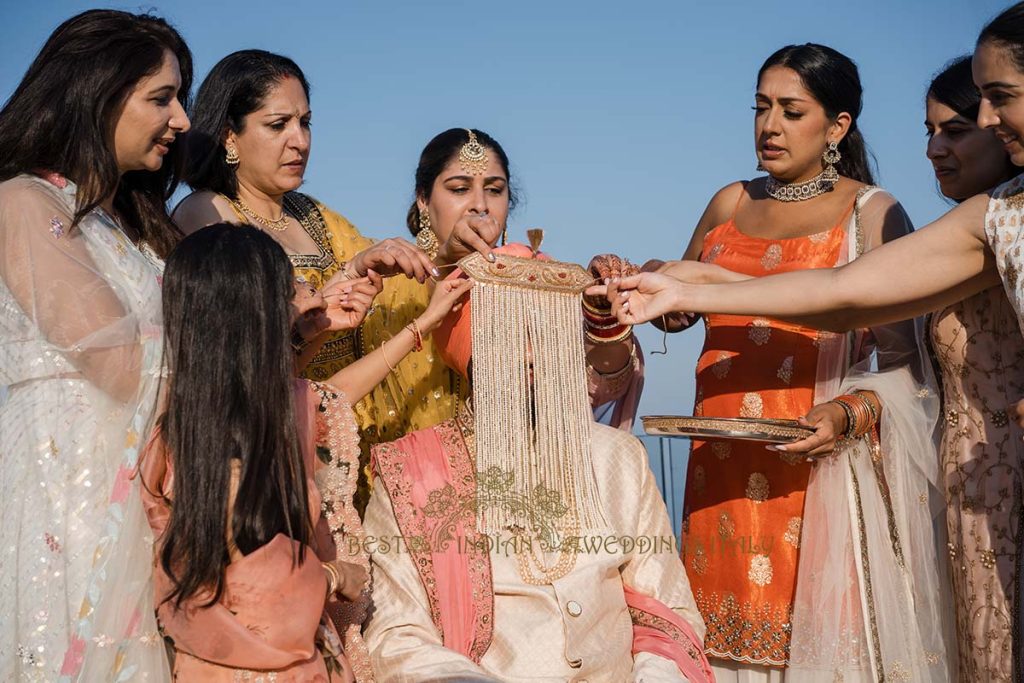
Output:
(0, 10), (192, 682)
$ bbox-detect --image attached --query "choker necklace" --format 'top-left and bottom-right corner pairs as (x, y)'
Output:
(764, 169), (837, 202)
(230, 196), (290, 232)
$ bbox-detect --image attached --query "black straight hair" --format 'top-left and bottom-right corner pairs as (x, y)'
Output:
(184, 50), (310, 199)
(0, 9), (193, 259)
(405, 128), (518, 236)
(758, 43), (876, 185)
(979, 2), (1024, 71)
(158, 224), (310, 608)
(928, 56), (981, 121)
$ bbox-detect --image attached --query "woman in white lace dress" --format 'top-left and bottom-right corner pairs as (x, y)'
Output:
(0, 10), (192, 682)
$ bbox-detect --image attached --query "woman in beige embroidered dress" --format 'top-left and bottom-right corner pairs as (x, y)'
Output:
(926, 56), (1023, 681)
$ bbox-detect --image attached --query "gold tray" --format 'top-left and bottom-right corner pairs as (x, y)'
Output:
(641, 415), (814, 444)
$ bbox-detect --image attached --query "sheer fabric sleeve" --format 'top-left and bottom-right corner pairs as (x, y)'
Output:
(0, 176), (143, 402)
(788, 188), (954, 680)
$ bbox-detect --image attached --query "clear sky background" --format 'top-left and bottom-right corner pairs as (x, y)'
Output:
(0, 0), (1009, 429)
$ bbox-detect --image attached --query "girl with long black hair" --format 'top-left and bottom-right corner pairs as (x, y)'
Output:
(140, 224), (469, 681)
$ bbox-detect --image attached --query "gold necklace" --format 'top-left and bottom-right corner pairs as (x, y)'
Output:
(764, 169), (837, 202)
(230, 196), (290, 232)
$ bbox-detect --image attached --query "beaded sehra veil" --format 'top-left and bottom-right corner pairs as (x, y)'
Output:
(458, 250), (609, 535)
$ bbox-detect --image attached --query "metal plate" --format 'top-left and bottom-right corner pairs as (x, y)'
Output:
(641, 415), (814, 444)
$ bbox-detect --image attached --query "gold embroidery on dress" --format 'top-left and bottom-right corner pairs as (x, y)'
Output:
(712, 442), (731, 460)
(739, 392), (764, 418)
(847, 455), (885, 682)
(711, 351), (732, 379)
(746, 473), (769, 502)
(777, 356), (794, 384)
(748, 554), (773, 586)
(784, 517), (802, 548)
(760, 244), (783, 271)
(718, 512), (736, 539)
(283, 192), (336, 272)
(695, 589), (791, 666)
(748, 319), (772, 346)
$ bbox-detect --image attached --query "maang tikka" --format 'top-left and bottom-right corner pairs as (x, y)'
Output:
(459, 129), (489, 176)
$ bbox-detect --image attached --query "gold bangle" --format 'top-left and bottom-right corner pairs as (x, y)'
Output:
(381, 339), (397, 373)
(585, 325), (633, 345)
(322, 561), (339, 598)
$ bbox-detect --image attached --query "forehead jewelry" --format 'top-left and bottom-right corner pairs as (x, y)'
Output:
(459, 129), (489, 176)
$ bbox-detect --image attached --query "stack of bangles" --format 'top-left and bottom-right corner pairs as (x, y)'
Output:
(830, 391), (881, 440)
(583, 298), (633, 345)
(322, 561), (340, 598)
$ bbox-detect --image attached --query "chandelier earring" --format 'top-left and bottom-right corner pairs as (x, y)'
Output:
(416, 210), (439, 260)
(821, 141), (841, 185)
(225, 143), (240, 167)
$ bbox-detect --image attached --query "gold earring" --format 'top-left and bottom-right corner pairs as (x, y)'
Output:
(821, 141), (841, 184)
(501, 225), (508, 246)
(225, 144), (240, 166)
(416, 211), (439, 260)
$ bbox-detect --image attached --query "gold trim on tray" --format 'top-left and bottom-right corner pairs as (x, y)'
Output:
(641, 416), (814, 444)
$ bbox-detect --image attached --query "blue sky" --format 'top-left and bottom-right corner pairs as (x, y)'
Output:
(1, 0), (1008, 426)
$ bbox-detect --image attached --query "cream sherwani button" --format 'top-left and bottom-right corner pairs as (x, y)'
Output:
(566, 600), (583, 617)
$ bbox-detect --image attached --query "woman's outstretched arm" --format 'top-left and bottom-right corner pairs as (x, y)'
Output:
(602, 193), (997, 330)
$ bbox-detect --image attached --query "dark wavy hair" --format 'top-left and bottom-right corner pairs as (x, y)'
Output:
(758, 43), (876, 185)
(158, 224), (310, 608)
(0, 9), (193, 259)
(405, 128), (518, 236)
(184, 50), (310, 199)
(979, 2), (1024, 71)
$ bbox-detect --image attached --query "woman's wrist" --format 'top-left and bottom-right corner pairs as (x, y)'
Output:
(415, 313), (441, 335)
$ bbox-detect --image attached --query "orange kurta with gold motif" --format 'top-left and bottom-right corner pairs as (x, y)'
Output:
(681, 211), (847, 668)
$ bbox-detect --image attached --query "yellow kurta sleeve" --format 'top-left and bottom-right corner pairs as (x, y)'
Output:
(299, 203), (466, 512)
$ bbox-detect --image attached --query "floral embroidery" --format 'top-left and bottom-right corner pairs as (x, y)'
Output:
(711, 352), (732, 379)
(702, 243), (724, 264)
(44, 533), (61, 553)
(777, 356), (794, 384)
(49, 216), (64, 238)
(739, 392), (764, 418)
(748, 319), (772, 346)
(783, 517), (801, 548)
(711, 442), (731, 460)
(718, 513), (736, 539)
(760, 244), (783, 271)
(748, 554), (773, 586)
(745, 473), (769, 502)
(696, 589), (791, 666)
(691, 543), (709, 575)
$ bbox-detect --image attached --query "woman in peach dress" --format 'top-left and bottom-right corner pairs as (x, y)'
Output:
(140, 224), (470, 680)
(926, 56), (1023, 681)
